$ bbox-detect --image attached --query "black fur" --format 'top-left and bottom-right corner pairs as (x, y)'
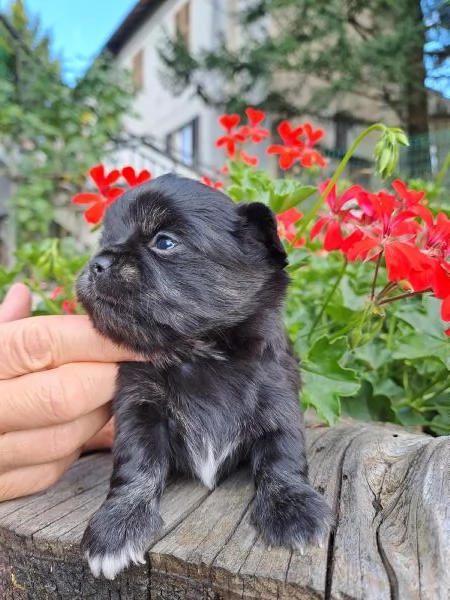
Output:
(76, 174), (332, 579)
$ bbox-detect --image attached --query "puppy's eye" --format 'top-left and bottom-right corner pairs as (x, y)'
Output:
(154, 234), (177, 251)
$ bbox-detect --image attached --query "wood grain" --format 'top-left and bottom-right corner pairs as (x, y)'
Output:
(0, 423), (448, 599)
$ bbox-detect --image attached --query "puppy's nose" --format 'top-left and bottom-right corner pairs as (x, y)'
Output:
(90, 254), (113, 277)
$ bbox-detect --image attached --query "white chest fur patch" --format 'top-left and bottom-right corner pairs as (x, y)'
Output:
(190, 438), (237, 489)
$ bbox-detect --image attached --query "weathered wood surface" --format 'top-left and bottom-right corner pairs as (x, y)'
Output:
(0, 422), (449, 600)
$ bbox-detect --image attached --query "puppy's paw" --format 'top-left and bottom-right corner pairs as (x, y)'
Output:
(252, 482), (333, 550)
(81, 499), (163, 579)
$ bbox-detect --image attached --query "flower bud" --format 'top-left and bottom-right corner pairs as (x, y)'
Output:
(373, 127), (408, 179)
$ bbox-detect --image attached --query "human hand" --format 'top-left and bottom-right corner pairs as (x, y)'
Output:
(0, 284), (139, 501)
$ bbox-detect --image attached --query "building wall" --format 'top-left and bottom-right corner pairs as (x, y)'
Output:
(113, 0), (230, 175)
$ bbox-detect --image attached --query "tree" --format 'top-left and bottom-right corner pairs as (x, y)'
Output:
(160, 0), (450, 175)
(0, 0), (134, 242)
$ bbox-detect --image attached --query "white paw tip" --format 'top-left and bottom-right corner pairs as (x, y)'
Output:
(86, 546), (147, 580)
(293, 542), (306, 555)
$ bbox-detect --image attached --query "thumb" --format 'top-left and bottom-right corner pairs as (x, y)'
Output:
(0, 283), (32, 323)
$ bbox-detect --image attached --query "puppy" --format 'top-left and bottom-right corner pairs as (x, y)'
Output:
(76, 174), (332, 580)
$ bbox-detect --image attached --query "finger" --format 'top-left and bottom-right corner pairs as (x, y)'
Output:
(82, 417), (115, 453)
(0, 362), (117, 432)
(0, 314), (146, 380)
(0, 451), (80, 502)
(0, 405), (110, 471)
(0, 284), (31, 323)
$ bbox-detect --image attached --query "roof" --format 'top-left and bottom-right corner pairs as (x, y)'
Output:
(104, 0), (168, 55)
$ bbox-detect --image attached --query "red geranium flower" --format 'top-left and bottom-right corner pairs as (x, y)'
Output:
(240, 108), (270, 143)
(201, 176), (224, 190)
(346, 191), (428, 281)
(72, 163), (154, 224)
(408, 212), (450, 294)
(72, 187), (124, 224)
(216, 114), (246, 158)
(267, 120), (326, 170)
(276, 208), (305, 247)
(267, 145), (303, 170)
(311, 182), (365, 251)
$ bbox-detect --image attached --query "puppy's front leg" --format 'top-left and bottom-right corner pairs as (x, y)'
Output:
(82, 368), (169, 580)
(251, 419), (333, 551)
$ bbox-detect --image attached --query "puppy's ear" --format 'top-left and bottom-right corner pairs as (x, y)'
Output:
(237, 202), (288, 267)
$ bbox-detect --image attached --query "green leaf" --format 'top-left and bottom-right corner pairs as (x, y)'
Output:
(392, 333), (450, 369)
(278, 185), (317, 213)
(301, 335), (361, 423)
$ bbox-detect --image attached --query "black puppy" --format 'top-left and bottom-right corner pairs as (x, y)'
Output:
(76, 174), (332, 580)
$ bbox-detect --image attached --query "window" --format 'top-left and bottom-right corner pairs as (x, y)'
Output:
(166, 118), (199, 166)
(175, 2), (190, 46)
(132, 49), (144, 92)
(334, 115), (352, 153)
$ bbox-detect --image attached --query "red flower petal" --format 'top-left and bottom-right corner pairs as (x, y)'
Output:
(105, 187), (125, 200)
(72, 192), (103, 205)
(122, 166), (151, 186)
(433, 262), (450, 298)
(278, 121), (304, 146)
(303, 122), (325, 145)
(279, 153), (295, 170)
(441, 295), (450, 321)
(310, 216), (329, 241)
(62, 298), (77, 315)
(245, 107), (265, 127)
(241, 151), (259, 167)
(84, 202), (106, 225)
(323, 221), (344, 251)
(277, 208), (303, 229)
(201, 175), (224, 190)
(89, 164), (120, 191)
(218, 114), (240, 132)
(50, 286), (64, 300)
(267, 145), (287, 154)
(347, 237), (379, 261)
(392, 179), (426, 206)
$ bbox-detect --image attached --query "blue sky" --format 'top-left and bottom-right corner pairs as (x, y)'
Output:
(6, 0), (136, 79)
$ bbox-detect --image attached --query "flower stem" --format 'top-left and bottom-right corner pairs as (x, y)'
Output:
(292, 123), (388, 245)
(308, 258), (348, 340)
(370, 253), (383, 300)
(378, 290), (427, 306)
(412, 370), (448, 405)
(375, 281), (398, 302)
(422, 381), (450, 406)
(435, 151), (450, 189)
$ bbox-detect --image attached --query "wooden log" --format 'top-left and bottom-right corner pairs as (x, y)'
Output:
(0, 422), (448, 599)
